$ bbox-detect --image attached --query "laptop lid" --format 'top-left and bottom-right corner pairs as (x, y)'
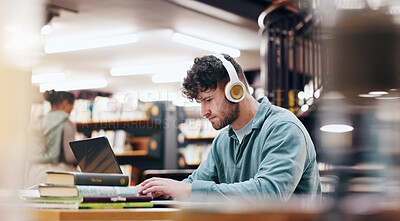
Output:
(69, 136), (123, 174)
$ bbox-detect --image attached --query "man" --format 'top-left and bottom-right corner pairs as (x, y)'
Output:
(137, 54), (321, 202)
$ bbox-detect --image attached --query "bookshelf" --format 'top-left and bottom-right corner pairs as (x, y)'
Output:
(74, 102), (173, 172)
(115, 150), (148, 157)
(184, 137), (215, 142)
(176, 118), (218, 169)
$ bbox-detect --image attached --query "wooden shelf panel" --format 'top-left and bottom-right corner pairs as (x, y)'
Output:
(185, 137), (215, 142)
(115, 150), (148, 157)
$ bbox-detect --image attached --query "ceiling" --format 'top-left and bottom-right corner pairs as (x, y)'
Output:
(35, 0), (272, 96)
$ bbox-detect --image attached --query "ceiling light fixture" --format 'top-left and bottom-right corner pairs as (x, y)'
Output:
(358, 94), (380, 98)
(39, 79), (107, 92)
(111, 61), (192, 76)
(368, 91), (388, 95)
(172, 33), (241, 57)
(45, 34), (138, 54)
(320, 124), (354, 133)
(31, 72), (65, 84)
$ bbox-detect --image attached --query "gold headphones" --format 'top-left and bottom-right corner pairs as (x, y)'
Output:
(215, 54), (245, 103)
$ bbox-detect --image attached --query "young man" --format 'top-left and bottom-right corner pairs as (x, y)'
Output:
(137, 54), (321, 202)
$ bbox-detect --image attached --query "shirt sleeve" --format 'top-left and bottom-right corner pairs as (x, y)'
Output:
(189, 122), (307, 202)
(62, 120), (78, 164)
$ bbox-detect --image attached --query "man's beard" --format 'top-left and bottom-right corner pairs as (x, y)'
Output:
(211, 102), (240, 130)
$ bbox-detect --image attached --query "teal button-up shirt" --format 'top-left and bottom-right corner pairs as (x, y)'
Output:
(182, 97), (321, 202)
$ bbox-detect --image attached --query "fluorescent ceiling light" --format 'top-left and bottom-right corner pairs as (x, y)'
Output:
(31, 72), (65, 84)
(358, 94), (380, 98)
(152, 72), (186, 83)
(111, 61), (192, 76)
(45, 34), (138, 54)
(369, 91), (388, 95)
(320, 124), (354, 133)
(40, 79), (107, 92)
(172, 33), (241, 57)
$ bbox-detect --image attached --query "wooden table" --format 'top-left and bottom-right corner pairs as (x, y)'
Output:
(28, 208), (181, 221)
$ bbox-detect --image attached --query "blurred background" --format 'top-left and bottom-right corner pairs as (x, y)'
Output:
(0, 0), (399, 220)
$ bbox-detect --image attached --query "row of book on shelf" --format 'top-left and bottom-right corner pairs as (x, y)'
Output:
(21, 171), (153, 209)
(178, 119), (220, 139)
(179, 144), (212, 166)
(76, 129), (149, 156)
(31, 97), (151, 124)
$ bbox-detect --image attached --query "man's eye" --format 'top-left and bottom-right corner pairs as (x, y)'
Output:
(206, 98), (212, 102)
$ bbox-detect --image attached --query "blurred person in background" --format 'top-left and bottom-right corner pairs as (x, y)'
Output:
(24, 90), (78, 188)
(137, 54), (321, 202)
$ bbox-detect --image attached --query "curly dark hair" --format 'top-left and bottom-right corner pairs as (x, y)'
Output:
(182, 54), (246, 100)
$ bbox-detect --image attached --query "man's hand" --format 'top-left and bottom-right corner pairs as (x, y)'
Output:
(136, 178), (191, 200)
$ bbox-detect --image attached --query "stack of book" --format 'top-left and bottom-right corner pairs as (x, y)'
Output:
(23, 171), (152, 209)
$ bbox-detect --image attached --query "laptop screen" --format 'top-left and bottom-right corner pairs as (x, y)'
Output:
(69, 136), (123, 174)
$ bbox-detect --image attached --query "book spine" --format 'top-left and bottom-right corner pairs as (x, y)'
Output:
(75, 173), (129, 186)
(79, 201), (153, 209)
(28, 197), (83, 203)
(77, 185), (137, 197)
(82, 196), (152, 203)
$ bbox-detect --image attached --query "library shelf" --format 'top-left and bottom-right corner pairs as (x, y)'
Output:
(115, 150), (148, 157)
(184, 137), (215, 142)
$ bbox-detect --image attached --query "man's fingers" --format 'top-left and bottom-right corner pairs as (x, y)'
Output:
(142, 186), (165, 195)
(142, 180), (164, 190)
(138, 177), (162, 186)
(136, 184), (144, 193)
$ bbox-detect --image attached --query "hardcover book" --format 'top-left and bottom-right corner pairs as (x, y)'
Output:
(23, 201), (79, 209)
(39, 184), (137, 198)
(22, 197), (153, 209)
(38, 184), (79, 197)
(79, 201), (153, 209)
(46, 171), (129, 186)
(23, 197), (83, 203)
(82, 195), (152, 203)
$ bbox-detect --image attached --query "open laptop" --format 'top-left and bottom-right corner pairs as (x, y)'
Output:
(69, 136), (123, 174)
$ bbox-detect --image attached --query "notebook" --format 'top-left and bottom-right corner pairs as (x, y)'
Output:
(69, 136), (123, 174)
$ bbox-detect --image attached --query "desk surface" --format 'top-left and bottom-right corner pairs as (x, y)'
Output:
(29, 208), (181, 221)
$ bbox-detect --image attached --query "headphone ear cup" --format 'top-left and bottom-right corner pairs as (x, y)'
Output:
(225, 81), (245, 103)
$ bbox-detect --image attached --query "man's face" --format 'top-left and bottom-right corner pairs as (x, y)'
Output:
(196, 87), (240, 130)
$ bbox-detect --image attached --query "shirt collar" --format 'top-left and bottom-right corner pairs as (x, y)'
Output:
(252, 97), (271, 129)
(228, 97), (271, 138)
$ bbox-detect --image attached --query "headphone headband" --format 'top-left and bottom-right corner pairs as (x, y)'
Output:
(215, 54), (240, 82)
(214, 54), (245, 103)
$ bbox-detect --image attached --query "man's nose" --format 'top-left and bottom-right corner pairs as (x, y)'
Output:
(201, 103), (210, 118)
